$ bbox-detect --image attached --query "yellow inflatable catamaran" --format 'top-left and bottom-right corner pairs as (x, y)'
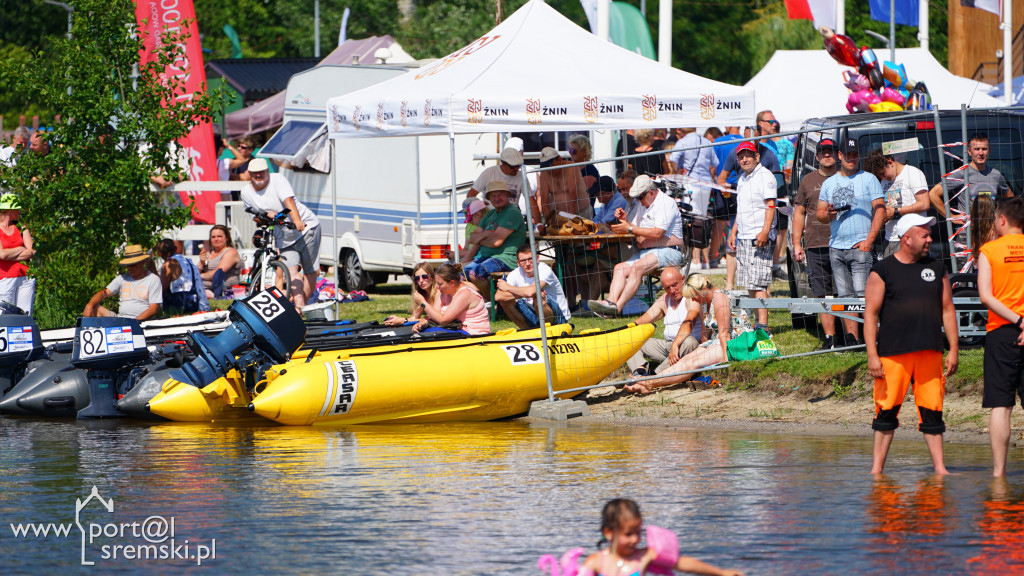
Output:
(248, 323), (652, 426)
(144, 289), (651, 426)
(147, 325), (570, 422)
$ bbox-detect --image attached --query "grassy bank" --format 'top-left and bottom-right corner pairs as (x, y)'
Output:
(329, 272), (983, 402)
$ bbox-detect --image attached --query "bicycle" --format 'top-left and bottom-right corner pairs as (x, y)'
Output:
(243, 207), (294, 299)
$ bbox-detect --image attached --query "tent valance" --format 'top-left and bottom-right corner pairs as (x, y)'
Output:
(325, 0), (755, 138)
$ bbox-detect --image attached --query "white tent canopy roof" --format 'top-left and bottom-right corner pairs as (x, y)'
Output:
(745, 48), (1003, 131)
(325, 0), (755, 138)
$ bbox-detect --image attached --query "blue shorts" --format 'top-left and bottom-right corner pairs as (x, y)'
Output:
(463, 257), (511, 280)
(830, 247), (874, 298)
(626, 246), (684, 268)
(515, 296), (567, 328)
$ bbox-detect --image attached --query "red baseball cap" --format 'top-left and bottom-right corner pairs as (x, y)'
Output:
(736, 141), (757, 155)
(819, 138), (836, 150)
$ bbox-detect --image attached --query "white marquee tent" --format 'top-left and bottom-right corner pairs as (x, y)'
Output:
(324, 0), (755, 138)
(745, 49), (1003, 131)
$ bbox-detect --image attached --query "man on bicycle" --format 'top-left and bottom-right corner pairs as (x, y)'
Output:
(241, 158), (321, 313)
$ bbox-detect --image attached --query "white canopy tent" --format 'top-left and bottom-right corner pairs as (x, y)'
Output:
(745, 49), (1002, 131)
(324, 0), (755, 138)
(321, 0), (756, 403)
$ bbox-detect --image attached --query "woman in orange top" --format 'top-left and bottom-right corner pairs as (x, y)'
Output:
(0, 194), (35, 315)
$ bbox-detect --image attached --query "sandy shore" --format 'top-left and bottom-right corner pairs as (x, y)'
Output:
(570, 379), (1024, 447)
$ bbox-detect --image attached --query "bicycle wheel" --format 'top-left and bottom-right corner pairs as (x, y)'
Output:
(244, 260), (263, 299)
(268, 259), (292, 295)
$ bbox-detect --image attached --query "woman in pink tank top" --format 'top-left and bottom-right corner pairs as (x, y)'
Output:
(412, 262), (490, 335)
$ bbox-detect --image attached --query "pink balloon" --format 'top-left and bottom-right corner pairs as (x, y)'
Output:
(879, 86), (906, 106)
(847, 89), (881, 113)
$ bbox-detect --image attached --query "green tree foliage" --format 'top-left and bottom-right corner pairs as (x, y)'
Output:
(0, 0), (218, 327)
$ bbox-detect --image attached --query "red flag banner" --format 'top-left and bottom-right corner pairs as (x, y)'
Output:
(785, 0), (837, 29)
(136, 0), (218, 224)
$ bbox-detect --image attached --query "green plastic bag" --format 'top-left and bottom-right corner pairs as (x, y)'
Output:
(726, 329), (779, 362)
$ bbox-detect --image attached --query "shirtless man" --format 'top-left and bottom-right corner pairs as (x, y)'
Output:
(535, 147), (592, 233)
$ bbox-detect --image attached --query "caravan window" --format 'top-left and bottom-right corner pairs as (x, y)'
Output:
(260, 121), (326, 161)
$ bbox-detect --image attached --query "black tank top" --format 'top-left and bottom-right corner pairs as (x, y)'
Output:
(872, 255), (946, 356)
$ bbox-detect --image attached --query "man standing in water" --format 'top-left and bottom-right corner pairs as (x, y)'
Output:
(978, 197), (1024, 477)
(864, 214), (957, 475)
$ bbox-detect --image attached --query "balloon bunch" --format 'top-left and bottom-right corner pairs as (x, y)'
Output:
(819, 27), (932, 114)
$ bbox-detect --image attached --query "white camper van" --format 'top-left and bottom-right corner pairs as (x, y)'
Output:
(258, 65), (494, 290)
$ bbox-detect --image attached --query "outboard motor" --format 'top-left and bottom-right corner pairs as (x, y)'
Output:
(0, 313), (46, 398)
(71, 317), (150, 419)
(169, 288), (305, 390)
(0, 342), (78, 416)
(115, 341), (191, 419)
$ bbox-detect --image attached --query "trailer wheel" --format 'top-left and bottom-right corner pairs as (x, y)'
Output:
(341, 249), (368, 292)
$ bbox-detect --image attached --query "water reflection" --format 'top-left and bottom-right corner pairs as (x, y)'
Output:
(867, 475), (953, 573)
(0, 418), (1019, 574)
(968, 478), (1024, 573)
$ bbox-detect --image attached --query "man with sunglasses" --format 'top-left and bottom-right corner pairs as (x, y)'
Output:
(228, 137), (256, 181)
(816, 138), (885, 347)
(794, 138), (839, 349)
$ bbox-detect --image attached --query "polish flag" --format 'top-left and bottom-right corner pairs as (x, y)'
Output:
(785, 0), (837, 30)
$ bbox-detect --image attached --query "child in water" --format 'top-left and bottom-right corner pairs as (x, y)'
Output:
(581, 499), (744, 576)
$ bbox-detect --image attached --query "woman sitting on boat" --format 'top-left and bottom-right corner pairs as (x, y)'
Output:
(385, 262), (439, 326)
(199, 225), (241, 299)
(625, 273), (731, 394)
(412, 262), (490, 335)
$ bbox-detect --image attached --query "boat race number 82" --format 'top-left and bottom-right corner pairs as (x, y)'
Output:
(247, 291), (287, 322)
(502, 344), (543, 365)
(79, 326), (135, 358)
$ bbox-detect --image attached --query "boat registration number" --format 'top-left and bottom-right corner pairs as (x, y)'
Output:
(78, 326), (140, 358)
(247, 291), (287, 322)
(0, 325), (33, 354)
(502, 344), (543, 365)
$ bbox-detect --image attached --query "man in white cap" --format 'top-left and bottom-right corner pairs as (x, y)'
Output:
(241, 157), (321, 313)
(588, 174), (683, 316)
(863, 213), (957, 475)
(464, 146), (526, 209)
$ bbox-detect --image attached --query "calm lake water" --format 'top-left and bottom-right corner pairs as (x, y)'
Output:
(2, 417), (1024, 575)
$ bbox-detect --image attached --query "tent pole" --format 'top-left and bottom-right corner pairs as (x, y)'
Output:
(918, 0), (928, 51)
(1004, 0), (1013, 106)
(658, 0), (672, 66)
(331, 138), (339, 316)
(521, 166), (555, 403)
(450, 130), (460, 265)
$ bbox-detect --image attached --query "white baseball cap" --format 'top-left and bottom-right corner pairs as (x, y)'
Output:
(894, 213), (936, 238)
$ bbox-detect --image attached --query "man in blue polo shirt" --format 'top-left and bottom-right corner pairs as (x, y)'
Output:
(817, 137), (885, 347)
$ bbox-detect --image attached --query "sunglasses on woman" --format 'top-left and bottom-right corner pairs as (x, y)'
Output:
(414, 274), (431, 281)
